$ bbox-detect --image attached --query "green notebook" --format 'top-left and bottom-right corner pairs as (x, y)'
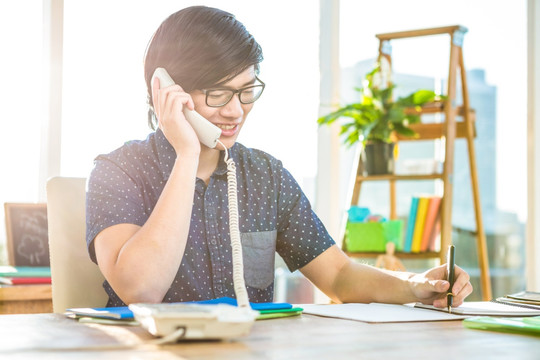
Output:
(464, 316), (540, 336)
(256, 307), (303, 320)
(0, 266), (51, 278)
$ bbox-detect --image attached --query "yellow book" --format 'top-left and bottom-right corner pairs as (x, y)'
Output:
(411, 197), (429, 253)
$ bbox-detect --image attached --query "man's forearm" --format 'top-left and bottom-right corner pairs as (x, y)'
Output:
(332, 261), (416, 304)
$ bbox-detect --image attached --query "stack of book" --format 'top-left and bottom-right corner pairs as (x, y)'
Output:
(0, 266), (51, 285)
(403, 195), (442, 253)
(494, 291), (540, 310)
(65, 297), (303, 325)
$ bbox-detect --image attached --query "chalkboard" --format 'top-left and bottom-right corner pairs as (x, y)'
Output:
(4, 203), (50, 266)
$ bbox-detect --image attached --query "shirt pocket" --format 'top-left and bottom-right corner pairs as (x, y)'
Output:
(240, 230), (277, 290)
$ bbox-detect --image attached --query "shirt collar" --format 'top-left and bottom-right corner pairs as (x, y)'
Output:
(154, 128), (236, 181)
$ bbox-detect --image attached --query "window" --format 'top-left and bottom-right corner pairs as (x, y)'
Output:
(61, 0), (320, 204)
(0, 1), (43, 263)
(339, 0), (527, 299)
(0, 1), (320, 271)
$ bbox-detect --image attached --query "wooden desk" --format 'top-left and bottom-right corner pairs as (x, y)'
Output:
(1, 313), (539, 359)
(0, 284), (52, 314)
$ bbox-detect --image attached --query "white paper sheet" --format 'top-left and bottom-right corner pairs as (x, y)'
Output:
(298, 303), (467, 323)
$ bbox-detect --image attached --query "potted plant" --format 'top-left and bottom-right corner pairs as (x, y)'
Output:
(318, 62), (443, 175)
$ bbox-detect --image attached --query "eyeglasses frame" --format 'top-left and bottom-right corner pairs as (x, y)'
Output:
(201, 77), (266, 108)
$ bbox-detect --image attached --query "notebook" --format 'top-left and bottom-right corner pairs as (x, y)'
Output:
(415, 301), (540, 317)
(257, 307), (303, 320)
(0, 276), (51, 285)
(0, 266), (51, 278)
(65, 306), (134, 319)
(494, 297), (540, 309)
(506, 290), (540, 302)
(464, 316), (540, 336)
(300, 303), (467, 323)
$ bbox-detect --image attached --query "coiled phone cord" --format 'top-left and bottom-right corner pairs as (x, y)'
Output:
(218, 140), (250, 309)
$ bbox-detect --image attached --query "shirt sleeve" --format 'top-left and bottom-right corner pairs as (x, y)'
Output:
(275, 163), (335, 272)
(85, 155), (148, 263)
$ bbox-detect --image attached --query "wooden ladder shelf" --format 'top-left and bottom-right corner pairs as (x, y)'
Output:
(344, 25), (492, 300)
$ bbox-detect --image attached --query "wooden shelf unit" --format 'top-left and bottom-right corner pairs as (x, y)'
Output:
(0, 284), (52, 314)
(343, 25), (492, 300)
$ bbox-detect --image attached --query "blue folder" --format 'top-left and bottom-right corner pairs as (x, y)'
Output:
(65, 306), (135, 319)
(192, 297), (293, 310)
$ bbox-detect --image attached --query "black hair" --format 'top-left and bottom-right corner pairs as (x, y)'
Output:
(143, 6), (264, 129)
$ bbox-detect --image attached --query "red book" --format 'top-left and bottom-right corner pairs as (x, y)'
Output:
(0, 277), (51, 285)
(420, 197), (441, 252)
(427, 212), (442, 252)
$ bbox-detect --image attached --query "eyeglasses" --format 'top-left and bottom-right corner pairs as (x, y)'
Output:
(202, 77), (265, 107)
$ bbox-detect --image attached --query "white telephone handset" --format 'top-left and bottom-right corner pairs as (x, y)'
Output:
(151, 68), (222, 149)
(130, 68), (256, 342)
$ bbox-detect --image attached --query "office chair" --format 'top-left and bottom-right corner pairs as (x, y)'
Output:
(46, 177), (108, 313)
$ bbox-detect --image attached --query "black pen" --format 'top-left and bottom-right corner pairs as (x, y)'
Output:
(446, 245), (455, 314)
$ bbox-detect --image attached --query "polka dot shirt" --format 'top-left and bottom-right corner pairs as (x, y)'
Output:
(86, 129), (335, 307)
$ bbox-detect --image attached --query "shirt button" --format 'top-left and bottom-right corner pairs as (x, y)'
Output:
(210, 239), (217, 245)
(216, 284), (223, 291)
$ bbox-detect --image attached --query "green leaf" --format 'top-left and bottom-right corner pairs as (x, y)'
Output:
(344, 129), (360, 147)
(317, 63), (443, 146)
(405, 114), (421, 124)
(412, 90), (437, 105)
(340, 121), (356, 135)
(318, 104), (363, 125)
(393, 123), (418, 138)
(387, 107), (405, 123)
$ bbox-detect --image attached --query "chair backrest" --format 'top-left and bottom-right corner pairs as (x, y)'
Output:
(46, 176), (108, 313)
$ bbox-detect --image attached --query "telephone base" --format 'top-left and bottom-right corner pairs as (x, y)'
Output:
(129, 303), (258, 340)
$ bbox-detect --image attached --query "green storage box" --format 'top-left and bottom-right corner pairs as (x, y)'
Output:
(345, 220), (404, 252)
